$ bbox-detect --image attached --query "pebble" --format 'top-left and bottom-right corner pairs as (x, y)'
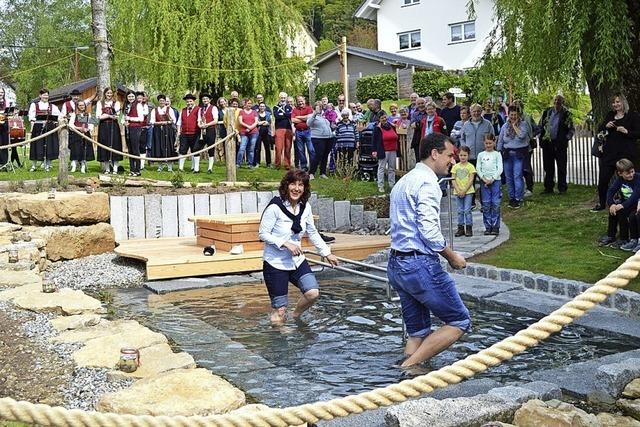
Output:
(64, 367), (134, 411)
(46, 252), (146, 291)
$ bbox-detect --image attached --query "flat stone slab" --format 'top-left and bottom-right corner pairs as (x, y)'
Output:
(96, 368), (245, 416)
(0, 283), (42, 302)
(145, 274), (260, 294)
(12, 288), (102, 315)
(0, 270), (41, 288)
(52, 319), (139, 343)
(72, 324), (168, 368)
(5, 191), (110, 225)
(107, 343), (196, 380)
(50, 314), (102, 332)
(624, 379), (640, 399)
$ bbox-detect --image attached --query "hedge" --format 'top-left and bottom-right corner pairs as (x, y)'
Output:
(413, 70), (474, 101)
(314, 81), (343, 103)
(356, 73), (397, 102)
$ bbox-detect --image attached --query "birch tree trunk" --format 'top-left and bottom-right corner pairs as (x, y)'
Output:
(91, 0), (111, 97)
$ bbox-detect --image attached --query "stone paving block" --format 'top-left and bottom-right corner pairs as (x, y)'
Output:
(615, 292), (630, 313)
(536, 275), (550, 293)
(309, 192), (318, 214)
(488, 385), (538, 403)
(476, 265), (487, 278)
(109, 196), (128, 241)
(193, 194), (210, 217)
(209, 194), (226, 215)
(499, 269), (511, 282)
(256, 191), (273, 213)
(522, 274), (536, 290)
(350, 204), (364, 228)
(595, 358), (640, 399)
(126, 196), (145, 240)
(363, 211), (377, 230)
(511, 271), (523, 284)
(177, 195), (195, 237)
(334, 200), (351, 229)
(520, 381), (562, 401)
(240, 191), (258, 213)
(551, 280), (566, 297)
(487, 267), (499, 281)
(317, 198), (335, 231)
(465, 264), (476, 276)
(160, 195), (178, 237)
(225, 192), (242, 214)
(144, 194), (162, 239)
(566, 281), (582, 298)
(630, 296), (640, 318)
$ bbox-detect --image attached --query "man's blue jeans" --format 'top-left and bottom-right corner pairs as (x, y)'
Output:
(295, 129), (314, 170)
(456, 194), (473, 226)
(504, 150), (525, 201)
(481, 180), (501, 231)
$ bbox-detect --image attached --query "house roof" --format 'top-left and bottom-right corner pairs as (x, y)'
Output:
(48, 77), (130, 102)
(354, 0), (383, 20)
(312, 46), (442, 70)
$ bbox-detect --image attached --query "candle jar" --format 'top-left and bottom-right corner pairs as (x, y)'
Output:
(8, 249), (18, 263)
(48, 188), (56, 200)
(42, 279), (57, 293)
(85, 185), (94, 194)
(117, 347), (140, 373)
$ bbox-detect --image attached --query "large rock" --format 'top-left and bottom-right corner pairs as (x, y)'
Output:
(72, 323), (168, 368)
(0, 270), (41, 288)
(50, 314), (102, 331)
(624, 379), (640, 399)
(595, 359), (640, 399)
(385, 395), (519, 427)
(12, 288), (102, 315)
(53, 319), (138, 343)
(4, 191), (110, 225)
(597, 412), (640, 426)
(27, 223), (115, 261)
(0, 283), (42, 302)
(96, 368), (245, 416)
(107, 343), (196, 380)
(513, 399), (600, 427)
(0, 193), (21, 222)
(618, 399), (640, 420)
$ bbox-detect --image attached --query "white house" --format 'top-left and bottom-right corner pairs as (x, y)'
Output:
(286, 25), (318, 62)
(354, 0), (494, 71)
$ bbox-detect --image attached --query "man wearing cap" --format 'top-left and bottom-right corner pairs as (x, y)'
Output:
(124, 91), (148, 176)
(60, 89), (96, 120)
(198, 93), (219, 174)
(176, 93), (201, 172)
(388, 133), (470, 367)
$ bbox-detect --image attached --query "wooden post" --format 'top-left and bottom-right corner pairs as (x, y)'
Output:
(58, 124), (69, 186)
(225, 107), (237, 183)
(341, 36), (349, 104)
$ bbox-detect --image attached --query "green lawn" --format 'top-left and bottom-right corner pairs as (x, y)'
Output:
(472, 185), (640, 292)
(0, 159), (381, 202)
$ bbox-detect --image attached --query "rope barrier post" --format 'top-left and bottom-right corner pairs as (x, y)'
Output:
(57, 122), (69, 187)
(225, 107), (237, 183)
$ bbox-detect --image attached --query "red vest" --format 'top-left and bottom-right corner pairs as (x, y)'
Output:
(64, 101), (75, 115)
(128, 102), (144, 128)
(74, 113), (90, 131)
(201, 104), (215, 123)
(180, 106), (199, 135)
(155, 107), (169, 123)
(35, 102), (52, 116)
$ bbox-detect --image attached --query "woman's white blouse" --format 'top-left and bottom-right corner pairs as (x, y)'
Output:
(259, 200), (331, 270)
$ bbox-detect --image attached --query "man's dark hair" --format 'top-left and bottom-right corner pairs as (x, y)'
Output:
(444, 92), (454, 102)
(419, 133), (452, 161)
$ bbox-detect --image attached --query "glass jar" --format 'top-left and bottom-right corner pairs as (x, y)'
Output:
(8, 249), (18, 263)
(117, 347), (140, 373)
(85, 185), (94, 194)
(42, 279), (57, 293)
(48, 188), (56, 199)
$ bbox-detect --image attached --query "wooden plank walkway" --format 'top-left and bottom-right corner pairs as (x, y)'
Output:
(115, 233), (390, 280)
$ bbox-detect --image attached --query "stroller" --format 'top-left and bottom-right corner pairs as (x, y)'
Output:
(358, 129), (377, 181)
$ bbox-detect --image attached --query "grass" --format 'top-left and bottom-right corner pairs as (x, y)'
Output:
(472, 185), (640, 292)
(0, 159), (381, 201)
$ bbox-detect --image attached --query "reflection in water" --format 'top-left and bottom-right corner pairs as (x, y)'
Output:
(166, 280), (639, 397)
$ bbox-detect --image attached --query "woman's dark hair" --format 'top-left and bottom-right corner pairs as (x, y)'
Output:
(278, 169), (311, 205)
(39, 88), (49, 95)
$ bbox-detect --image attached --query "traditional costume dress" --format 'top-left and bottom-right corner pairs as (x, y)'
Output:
(28, 100), (60, 171)
(150, 105), (177, 171)
(0, 97), (13, 166)
(216, 106), (227, 162)
(198, 100), (218, 173)
(96, 99), (123, 173)
(124, 100), (147, 175)
(68, 110), (95, 173)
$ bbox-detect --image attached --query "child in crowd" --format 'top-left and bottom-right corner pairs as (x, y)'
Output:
(598, 159), (640, 249)
(452, 146), (476, 237)
(476, 133), (503, 235)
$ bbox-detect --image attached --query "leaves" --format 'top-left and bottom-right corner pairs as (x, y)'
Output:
(356, 74), (396, 102)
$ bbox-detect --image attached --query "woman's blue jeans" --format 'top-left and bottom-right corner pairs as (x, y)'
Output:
(504, 150), (524, 201)
(237, 133), (258, 166)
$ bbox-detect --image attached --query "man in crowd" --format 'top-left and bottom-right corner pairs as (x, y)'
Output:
(292, 95), (314, 171)
(440, 92), (461, 137)
(336, 94), (352, 121)
(176, 93), (201, 172)
(539, 95), (575, 194)
(406, 92), (419, 118)
(273, 91), (293, 169)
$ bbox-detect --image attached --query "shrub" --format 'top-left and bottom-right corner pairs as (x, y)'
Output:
(356, 73), (397, 102)
(413, 70), (473, 102)
(315, 81), (343, 103)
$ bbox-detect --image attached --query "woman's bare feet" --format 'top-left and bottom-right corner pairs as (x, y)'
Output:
(270, 307), (286, 324)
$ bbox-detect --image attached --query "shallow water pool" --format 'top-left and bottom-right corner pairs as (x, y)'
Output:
(119, 278), (640, 404)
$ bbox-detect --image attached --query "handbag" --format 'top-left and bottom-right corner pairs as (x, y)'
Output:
(591, 131), (606, 158)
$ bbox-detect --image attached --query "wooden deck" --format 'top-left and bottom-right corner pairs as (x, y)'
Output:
(115, 233), (390, 280)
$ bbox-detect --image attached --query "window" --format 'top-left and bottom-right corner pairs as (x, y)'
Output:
(449, 21), (476, 43)
(398, 30), (421, 50)
(402, 0), (420, 5)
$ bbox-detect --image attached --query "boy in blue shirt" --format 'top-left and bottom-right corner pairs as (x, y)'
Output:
(598, 159), (640, 248)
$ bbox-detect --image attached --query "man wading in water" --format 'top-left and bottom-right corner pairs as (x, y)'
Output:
(387, 133), (471, 367)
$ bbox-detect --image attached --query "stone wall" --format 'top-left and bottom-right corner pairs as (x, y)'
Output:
(109, 191), (390, 241)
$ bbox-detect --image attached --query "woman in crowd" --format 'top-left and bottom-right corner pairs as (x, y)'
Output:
(307, 101), (334, 180)
(254, 102), (273, 168)
(68, 100), (95, 173)
(593, 93), (640, 211)
(122, 90), (136, 168)
(373, 111), (398, 193)
(96, 87), (123, 174)
(28, 88), (60, 172)
(498, 105), (530, 209)
(450, 105), (470, 146)
(150, 94), (177, 172)
(334, 108), (358, 167)
(483, 100), (505, 136)
(258, 169), (338, 324)
(237, 98), (258, 168)
(420, 101), (446, 138)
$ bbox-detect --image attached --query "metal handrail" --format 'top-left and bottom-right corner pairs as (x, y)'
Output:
(304, 251), (387, 272)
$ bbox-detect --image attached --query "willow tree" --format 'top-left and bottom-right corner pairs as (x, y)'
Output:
(484, 0), (639, 122)
(109, 0), (308, 99)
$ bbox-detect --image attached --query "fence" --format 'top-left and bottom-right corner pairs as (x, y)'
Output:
(531, 133), (599, 187)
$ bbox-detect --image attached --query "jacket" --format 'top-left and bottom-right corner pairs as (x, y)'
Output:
(539, 106), (575, 147)
(460, 118), (494, 160)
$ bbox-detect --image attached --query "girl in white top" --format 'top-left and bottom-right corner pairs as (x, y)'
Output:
(68, 100), (95, 173)
(95, 87), (123, 174)
(258, 170), (339, 323)
(28, 89), (61, 171)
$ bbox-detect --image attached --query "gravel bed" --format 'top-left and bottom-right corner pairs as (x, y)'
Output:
(64, 367), (134, 411)
(46, 252), (146, 291)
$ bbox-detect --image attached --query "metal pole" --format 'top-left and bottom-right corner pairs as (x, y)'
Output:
(304, 251), (387, 272)
(305, 257), (388, 283)
(438, 176), (455, 250)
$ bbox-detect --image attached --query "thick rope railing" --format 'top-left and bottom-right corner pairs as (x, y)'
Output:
(1, 252), (639, 426)
(0, 124), (64, 150)
(68, 125), (237, 162)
